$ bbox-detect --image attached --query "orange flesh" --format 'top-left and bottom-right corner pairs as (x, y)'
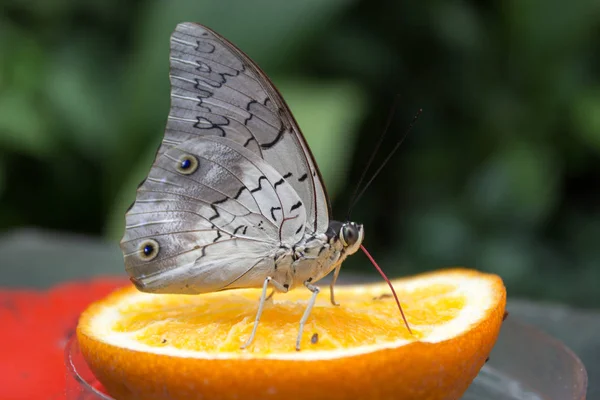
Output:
(111, 282), (461, 352)
(77, 268), (506, 400)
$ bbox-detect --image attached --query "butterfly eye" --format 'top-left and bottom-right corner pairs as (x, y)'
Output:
(139, 239), (159, 261)
(176, 155), (198, 175)
(340, 224), (359, 247)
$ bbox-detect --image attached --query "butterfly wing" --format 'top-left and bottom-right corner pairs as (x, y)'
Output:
(164, 22), (330, 234)
(121, 136), (308, 294)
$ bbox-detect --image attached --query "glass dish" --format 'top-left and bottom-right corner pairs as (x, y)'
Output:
(65, 317), (588, 399)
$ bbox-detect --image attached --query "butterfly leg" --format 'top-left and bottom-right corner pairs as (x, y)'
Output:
(296, 281), (320, 351)
(241, 276), (288, 350)
(329, 264), (342, 306)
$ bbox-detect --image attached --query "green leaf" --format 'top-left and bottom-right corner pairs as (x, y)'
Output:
(0, 23), (46, 96)
(43, 37), (122, 161)
(0, 25), (54, 157)
(572, 88), (600, 151)
(404, 204), (474, 266)
(466, 141), (561, 227)
(431, 3), (484, 51)
(0, 156), (5, 197)
(477, 235), (536, 280)
(0, 90), (54, 157)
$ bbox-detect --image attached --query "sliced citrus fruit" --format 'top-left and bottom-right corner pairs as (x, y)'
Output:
(77, 268), (506, 400)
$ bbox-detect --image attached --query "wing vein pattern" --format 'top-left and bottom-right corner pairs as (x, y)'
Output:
(165, 22), (329, 233)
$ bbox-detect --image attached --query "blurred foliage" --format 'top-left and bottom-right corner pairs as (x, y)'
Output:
(1, 0), (599, 307)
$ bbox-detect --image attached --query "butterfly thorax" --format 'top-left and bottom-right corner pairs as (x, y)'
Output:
(270, 221), (364, 291)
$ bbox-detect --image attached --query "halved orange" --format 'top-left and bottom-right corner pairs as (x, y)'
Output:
(77, 268), (506, 400)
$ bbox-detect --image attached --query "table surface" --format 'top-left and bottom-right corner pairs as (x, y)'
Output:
(2, 228), (598, 399)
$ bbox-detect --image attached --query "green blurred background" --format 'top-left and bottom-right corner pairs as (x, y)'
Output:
(1, 0), (599, 306)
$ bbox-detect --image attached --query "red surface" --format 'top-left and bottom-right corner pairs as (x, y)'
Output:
(0, 277), (128, 400)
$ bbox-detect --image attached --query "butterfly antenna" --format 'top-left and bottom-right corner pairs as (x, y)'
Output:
(347, 108), (422, 217)
(360, 244), (412, 334)
(346, 95), (401, 220)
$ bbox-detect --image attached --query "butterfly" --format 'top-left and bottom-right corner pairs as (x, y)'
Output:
(120, 22), (410, 351)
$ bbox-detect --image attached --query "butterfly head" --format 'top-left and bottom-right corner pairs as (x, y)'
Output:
(339, 222), (364, 255)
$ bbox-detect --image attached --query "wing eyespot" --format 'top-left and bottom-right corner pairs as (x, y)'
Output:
(139, 239), (160, 261)
(176, 154), (199, 175)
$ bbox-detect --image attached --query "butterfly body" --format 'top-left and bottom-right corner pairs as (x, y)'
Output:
(120, 22), (367, 350)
